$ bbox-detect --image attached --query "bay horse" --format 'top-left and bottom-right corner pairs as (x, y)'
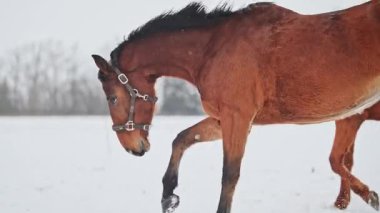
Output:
(92, 1), (380, 212)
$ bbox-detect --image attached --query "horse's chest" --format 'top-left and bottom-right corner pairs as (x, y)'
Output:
(201, 100), (220, 120)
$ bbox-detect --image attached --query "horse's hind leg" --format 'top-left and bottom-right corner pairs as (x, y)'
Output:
(331, 111), (379, 210)
(335, 143), (355, 209)
(332, 116), (362, 209)
(366, 102), (380, 210)
(331, 114), (365, 209)
(161, 117), (221, 213)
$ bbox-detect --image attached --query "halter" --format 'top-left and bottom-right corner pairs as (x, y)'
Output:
(111, 66), (158, 132)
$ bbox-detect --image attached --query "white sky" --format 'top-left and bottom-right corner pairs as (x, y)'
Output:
(0, 0), (368, 57)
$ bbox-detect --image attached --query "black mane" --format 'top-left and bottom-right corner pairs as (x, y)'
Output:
(110, 2), (234, 67)
(128, 2), (233, 42)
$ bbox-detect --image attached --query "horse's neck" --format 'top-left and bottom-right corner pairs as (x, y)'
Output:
(125, 29), (214, 85)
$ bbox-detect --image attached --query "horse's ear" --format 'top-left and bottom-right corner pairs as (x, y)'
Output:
(92, 54), (112, 74)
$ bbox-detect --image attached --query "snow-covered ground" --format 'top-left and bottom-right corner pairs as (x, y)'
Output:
(0, 116), (378, 213)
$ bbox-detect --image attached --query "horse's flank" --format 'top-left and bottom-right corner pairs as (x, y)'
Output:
(251, 2), (380, 124)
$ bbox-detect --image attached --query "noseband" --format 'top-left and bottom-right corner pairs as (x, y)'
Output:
(111, 66), (158, 132)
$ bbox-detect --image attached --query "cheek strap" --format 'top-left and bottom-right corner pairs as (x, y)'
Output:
(111, 69), (157, 132)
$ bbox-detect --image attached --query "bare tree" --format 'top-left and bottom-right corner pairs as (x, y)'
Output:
(0, 80), (15, 114)
(160, 78), (203, 115)
(0, 40), (107, 115)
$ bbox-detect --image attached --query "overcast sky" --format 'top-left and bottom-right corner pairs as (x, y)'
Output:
(0, 0), (368, 57)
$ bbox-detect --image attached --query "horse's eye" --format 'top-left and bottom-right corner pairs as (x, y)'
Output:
(107, 95), (118, 105)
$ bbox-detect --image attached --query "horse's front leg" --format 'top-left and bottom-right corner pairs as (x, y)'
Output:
(217, 110), (253, 213)
(161, 117), (221, 213)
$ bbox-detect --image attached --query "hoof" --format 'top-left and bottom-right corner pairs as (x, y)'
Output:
(368, 191), (379, 211)
(335, 198), (349, 210)
(162, 194), (180, 213)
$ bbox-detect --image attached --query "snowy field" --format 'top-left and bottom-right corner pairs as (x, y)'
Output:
(0, 116), (379, 213)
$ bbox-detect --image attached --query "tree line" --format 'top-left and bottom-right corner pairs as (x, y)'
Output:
(0, 40), (203, 115)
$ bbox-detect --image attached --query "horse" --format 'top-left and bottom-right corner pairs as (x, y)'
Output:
(92, 1), (380, 212)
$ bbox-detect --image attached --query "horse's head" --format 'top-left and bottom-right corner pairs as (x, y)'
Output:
(92, 54), (157, 157)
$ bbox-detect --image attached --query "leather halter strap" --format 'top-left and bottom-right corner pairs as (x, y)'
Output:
(111, 66), (157, 132)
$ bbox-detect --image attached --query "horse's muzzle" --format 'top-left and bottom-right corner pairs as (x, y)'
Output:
(125, 139), (149, 157)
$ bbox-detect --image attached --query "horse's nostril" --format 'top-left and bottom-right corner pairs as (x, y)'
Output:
(139, 139), (146, 151)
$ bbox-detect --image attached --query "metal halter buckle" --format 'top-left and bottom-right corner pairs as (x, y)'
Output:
(142, 125), (150, 131)
(125, 121), (135, 131)
(133, 89), (150, 102)
(118, 74), (129, 84)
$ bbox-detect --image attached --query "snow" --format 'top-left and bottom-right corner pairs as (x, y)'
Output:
(0, 116), (379, 213)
